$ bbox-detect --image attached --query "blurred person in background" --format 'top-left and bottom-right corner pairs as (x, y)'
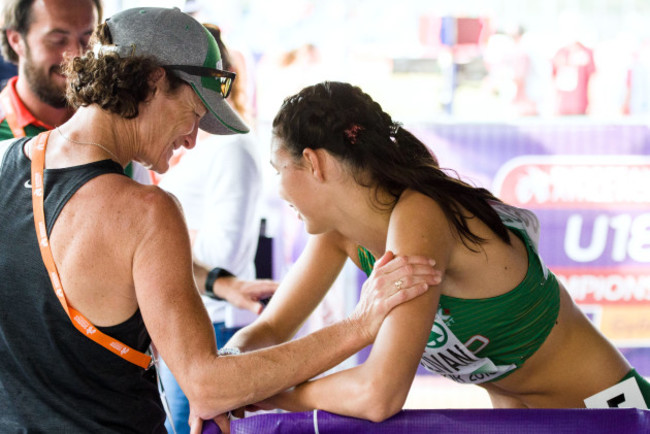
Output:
(155, 23), (278, 434)
(227, 81), (650, 422)
(483, 24), (538, 117)
(0, 0), (148, 181)
(0, 0), (101, 138)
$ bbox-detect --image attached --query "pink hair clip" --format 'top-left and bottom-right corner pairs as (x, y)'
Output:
(344, 124), (363, 144)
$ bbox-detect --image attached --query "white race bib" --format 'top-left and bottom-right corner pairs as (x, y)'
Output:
(584, 377), (648, 409)
(420, 308), (517, 384)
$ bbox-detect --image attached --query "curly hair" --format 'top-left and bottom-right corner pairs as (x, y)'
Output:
(272, 81), (511, 249)
(63, 22), (184, 119)
(1, 0), (103, 64)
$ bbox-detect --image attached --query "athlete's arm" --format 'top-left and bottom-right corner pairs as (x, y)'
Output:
(225, 230), (351, 351)
(255, 190), (450, 421)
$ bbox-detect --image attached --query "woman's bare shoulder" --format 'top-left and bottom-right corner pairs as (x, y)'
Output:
(392, 189), (450, 233)
(112, 177), (181, 214)
(74, 175), (187, 240)
(388, 189), (456, 268)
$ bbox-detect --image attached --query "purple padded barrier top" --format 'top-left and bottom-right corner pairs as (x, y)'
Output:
(203, 409), (650, 434)
(201, 419), (220, 434)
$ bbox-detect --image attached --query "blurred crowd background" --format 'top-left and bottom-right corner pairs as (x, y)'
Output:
(98, 0), (650, 121)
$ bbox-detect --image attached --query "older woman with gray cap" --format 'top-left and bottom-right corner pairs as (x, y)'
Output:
(0, 7), (440, 433)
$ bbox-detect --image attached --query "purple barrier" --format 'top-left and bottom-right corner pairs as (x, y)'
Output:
(211, 409), (650, 434)
(201, 419), (221, 434)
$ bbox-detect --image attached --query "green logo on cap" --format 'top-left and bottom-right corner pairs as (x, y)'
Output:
(201, 26), (222, 93)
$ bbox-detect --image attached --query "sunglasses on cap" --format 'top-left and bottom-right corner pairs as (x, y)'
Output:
(165, 64), (236, 98)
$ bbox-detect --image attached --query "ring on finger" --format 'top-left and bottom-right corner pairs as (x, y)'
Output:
(394, 279), (403, 290)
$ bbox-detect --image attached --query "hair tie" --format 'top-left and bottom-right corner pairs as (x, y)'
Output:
(344, 124), (363, 144)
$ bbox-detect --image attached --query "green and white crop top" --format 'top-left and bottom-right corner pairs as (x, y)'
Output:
(357, 202), (560, 384)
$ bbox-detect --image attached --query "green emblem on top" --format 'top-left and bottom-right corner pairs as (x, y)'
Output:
(427, 323), (448, 348)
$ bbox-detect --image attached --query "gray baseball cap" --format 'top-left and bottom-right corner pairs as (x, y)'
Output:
(105, 7), (249, 135)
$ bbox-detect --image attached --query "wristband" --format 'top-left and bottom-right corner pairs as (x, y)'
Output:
(205, 267), (234, 300)
(218, 347), (241, 356)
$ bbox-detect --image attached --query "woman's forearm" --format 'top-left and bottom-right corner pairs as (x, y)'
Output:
(188, 318), (370, 418)
(264, 363), (405, 423)
(225, 319), (289, 352)
(270, 368), (366, 413)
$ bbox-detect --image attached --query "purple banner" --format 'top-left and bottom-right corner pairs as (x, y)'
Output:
(223, 408), (650, 434)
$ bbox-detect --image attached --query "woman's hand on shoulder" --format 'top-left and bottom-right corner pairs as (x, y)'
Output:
(349, 250), (441, 343)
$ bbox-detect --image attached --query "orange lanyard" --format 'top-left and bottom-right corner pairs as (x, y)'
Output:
(0, 86), (26, 138)
(30, 131), (152, 369)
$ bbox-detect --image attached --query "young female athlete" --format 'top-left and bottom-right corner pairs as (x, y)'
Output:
(225, 81), (650, 422)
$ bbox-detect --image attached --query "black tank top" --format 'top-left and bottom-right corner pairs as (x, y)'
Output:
(0, 138), (166, 433)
